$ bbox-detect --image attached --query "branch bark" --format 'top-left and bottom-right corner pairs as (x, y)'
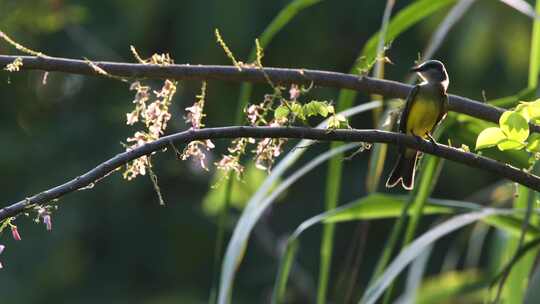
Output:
(1, 126), (539, 221)
(0, 55), (531, 132)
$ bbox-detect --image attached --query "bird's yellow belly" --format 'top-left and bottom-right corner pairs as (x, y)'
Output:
(405, 98), (440, 137)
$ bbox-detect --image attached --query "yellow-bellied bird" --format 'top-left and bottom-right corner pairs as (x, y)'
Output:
(386, 60), (449, 190)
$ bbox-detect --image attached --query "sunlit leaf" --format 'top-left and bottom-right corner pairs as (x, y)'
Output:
(303, 100), (332, 118)
(274, 105), (290, 119)
(516, 99), (540, 122)
(499, 111), (529, 143)
(527, 133), (540, 152)
(323, 194), (452, 223)
(476, 127), (507, 150)
(498, 139), (527, 151)
(290, 102), (305, 120)
(327, 114), (349, 129)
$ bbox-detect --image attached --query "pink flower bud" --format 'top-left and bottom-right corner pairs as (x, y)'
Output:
(0, 245), (5, 254)
(289, 84), (300, 100)
(11, 227), (21, 241)
(43, 214), (52, 231)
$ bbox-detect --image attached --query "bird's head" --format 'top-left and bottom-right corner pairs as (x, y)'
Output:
(410, 60), (449, 89)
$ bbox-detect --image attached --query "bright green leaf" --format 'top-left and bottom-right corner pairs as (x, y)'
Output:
(316, 103), (329, 117)
(323, 194), (452, 223)
(526, 100), (540, 119)
(326, 104), (335, 114)
(303, 100), (331, 117)
(516, 103), (532, 122)
(498, 139), (526, 151)
(274, 105), (290, 119)
(499, 111), (529, 143)
(527, 133), (540, 152)
(475, 127), (507, 150)
(516, 100), (540, 122)
(303, 101), (319, 117)
(290, 102), (305, 120)
(327, 114), (349, 129)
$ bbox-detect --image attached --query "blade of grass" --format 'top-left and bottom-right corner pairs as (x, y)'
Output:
(525, 261), (540, 303)
(366, 109), (396, 192)
(218, 142), (359, 304)
(213, 2), (323, 300)
(379, 155), (443, 304)
(359, 208), (514, 304)
(272, 193), (535, 304)
(415, 270), (485, 304)
(403, 156), (443, 244)
(496, 1), (540, 300)
(395, 244), (433, 304)
(217, 102), (380, 304)
(374, 120), (450, 303)
(318, 1), (454, 301)
(499, 0), (540, 20)
(498, 180), (537, 302)
(273, 193), (452, 304)
(421, 0), (475, 61)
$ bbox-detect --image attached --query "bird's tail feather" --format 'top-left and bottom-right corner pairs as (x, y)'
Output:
(385, 151), (418, 190)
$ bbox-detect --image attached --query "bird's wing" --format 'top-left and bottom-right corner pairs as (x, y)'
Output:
(434, 91), (449, 128)
(398, 85), (420, 133)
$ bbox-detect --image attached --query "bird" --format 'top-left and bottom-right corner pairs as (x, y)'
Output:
(385, 60), (449, 190)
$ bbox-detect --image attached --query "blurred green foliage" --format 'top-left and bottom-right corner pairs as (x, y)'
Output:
(0, 0), (539, 303)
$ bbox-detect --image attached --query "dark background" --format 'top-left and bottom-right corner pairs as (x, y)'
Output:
(0, 0), (533, 303)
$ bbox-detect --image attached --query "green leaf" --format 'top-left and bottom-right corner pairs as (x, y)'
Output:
(302, 100), (332, 118)
(290, 102), (305, 120)
(327, 114), (349, 129)
(274, 105), (290, 119)
(302, 101), (319, 117)
(527, 133), (540, 152)
(475, 127), (507, 150)
(497, 139), (526, 151)
(516, 100), (540, 122)
(323, 194), (452, 223)
(499, 111), (529, 143)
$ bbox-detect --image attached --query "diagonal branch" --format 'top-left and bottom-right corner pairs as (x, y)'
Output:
(0, 55), (531, 132)
(1, 126), (539, 221)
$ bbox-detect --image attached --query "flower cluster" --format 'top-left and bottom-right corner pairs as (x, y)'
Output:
(181, 140), (215, 171)
(4, 57), (22, 72)
(123, 79), (178, 180)
(214, 137), (255, 179)
(180, 82), (215, 170)
(253, 118), (288, 171)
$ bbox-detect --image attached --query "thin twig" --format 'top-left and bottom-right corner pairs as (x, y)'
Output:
(1, 126), (540, 221)
(0, 55), (528, 132)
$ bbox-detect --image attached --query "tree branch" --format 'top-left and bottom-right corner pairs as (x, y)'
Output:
(0, 55), (530, 132)
(1, 126), (539, 221)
